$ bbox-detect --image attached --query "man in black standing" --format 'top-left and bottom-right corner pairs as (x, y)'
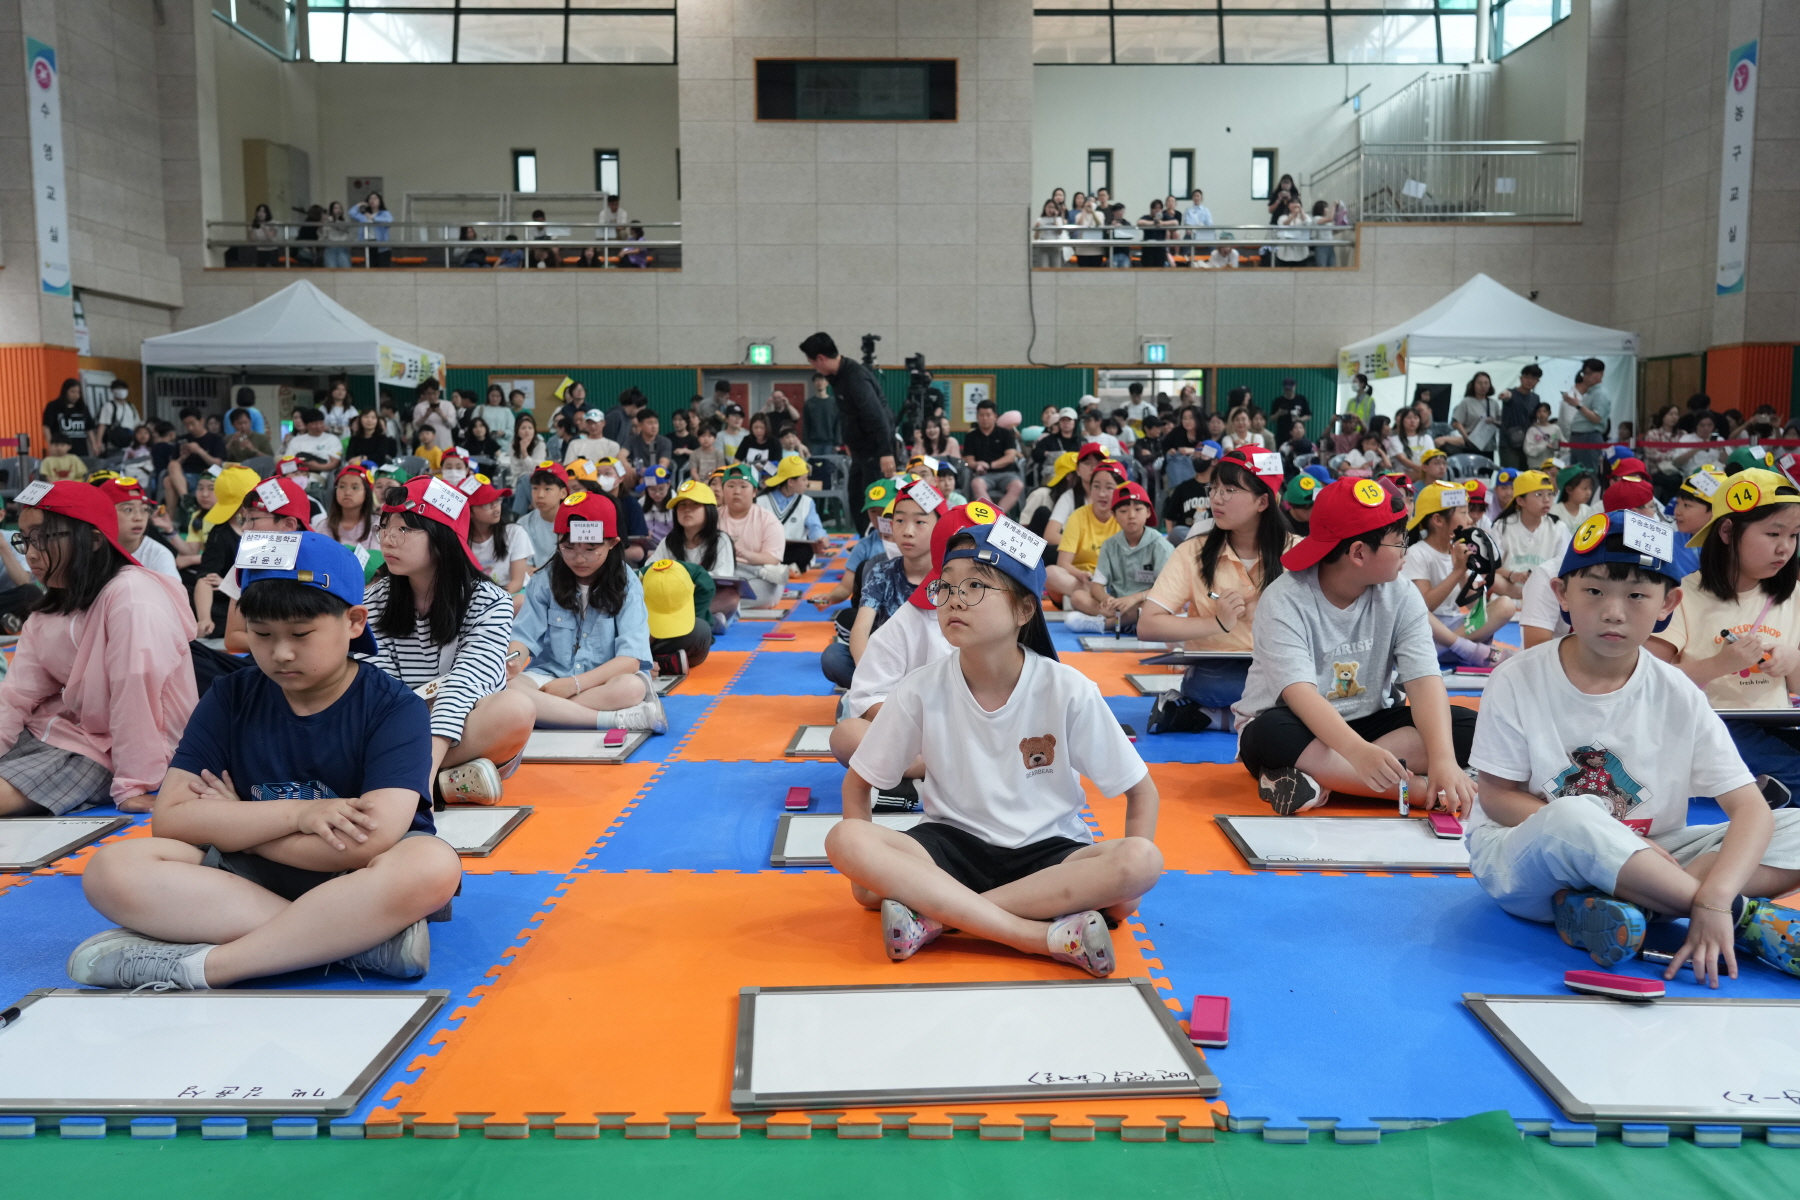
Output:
(1496, 363), (1544, 470)
(800, 332), (895, 533)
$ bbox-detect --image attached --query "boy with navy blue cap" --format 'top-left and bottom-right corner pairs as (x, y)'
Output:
(71, 532), (460, 991)
(1468, 510), (1800, 986)
(828, 520), (1161, 978)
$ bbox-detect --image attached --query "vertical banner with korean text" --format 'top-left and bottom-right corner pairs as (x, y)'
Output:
(1716, 39), (1758, 296)
(24, 37), (71, 297)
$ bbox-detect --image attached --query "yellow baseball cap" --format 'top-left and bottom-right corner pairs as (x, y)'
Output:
(1419, 447), (1447, 464)
(567, 458), (599, 482)
(205, 464), (262, 524)
(641, 558), (696, 639)
(1406, 480), (1472, 530)
(1510, 469), (1553, 500)
(1688, 467), (1800, 547)
(766, 454), (810, 488)
(1046, 451), (1079, 487)
(668, 479), (717, 509)
(1679, 463), (1726, 501)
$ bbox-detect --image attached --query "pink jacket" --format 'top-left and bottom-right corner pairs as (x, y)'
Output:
(0, 566), (197, 802)
(718, 505), (784, 560)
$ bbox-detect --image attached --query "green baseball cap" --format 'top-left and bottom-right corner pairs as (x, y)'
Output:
(863, 479), (897, 510)
(1728, 445), (1776, 475)
(1555, 464), (1595, 492)
(1282, 473), (1321, 506)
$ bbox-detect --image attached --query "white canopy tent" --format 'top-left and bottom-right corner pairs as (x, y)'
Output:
(141, 280), (444, 387)
(1336, 274), (1639, 449)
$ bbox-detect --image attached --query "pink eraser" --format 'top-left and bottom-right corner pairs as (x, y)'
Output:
(1187, 995), (1230, 1047)
(603, 728), (628, 747)
(785, 786), (810, 812)
(763, 631), (797, 640)
(1564, 970), (1663, 1000)
(1429, 812), (1464, 839)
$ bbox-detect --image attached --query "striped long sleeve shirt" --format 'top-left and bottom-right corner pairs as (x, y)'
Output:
(363, 576), (513, 744)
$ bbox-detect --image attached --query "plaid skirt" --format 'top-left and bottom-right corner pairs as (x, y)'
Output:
(0, 731), (113, 815)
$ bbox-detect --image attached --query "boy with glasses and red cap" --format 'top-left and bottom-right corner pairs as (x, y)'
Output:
(1235, 477), (1479, 817)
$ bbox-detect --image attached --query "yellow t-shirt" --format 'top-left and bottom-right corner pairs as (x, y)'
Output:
(1144, 533), (1302, 652)
(1660, 572), (1800, 709)
(1057, 505), (1120, 574)
(414, 444), (446, 473)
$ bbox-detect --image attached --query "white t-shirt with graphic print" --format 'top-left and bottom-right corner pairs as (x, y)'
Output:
(851, 649), (1147, 849)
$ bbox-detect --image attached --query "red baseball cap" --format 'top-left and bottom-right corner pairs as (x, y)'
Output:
(1077, 442), (1110, 462)
(1462, 479), (1489, 504)
(14, 480), (139, 565)
(1111, 480), (1153, 509)
(1221, 446), (1284, 495)
(380, 475), (484, 570)
(909, 501), (1002, 611)
(531, 460), (571, 487)
(1602, 477), (1655, 513)
(95, 476), (147, 506)
(1091, 459), (1128, 488)
(1282, 477), (1409, 572)
(338, 463), (374, 484)
(456, 472), (513, 507)
(552, 490), (617, 539)
(244, 475), (313, 524)
(1610, 456), (1650, 481)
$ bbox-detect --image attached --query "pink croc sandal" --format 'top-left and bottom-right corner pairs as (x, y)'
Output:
(880, 899), (943, 962)
(1047, 910), (1115, 977)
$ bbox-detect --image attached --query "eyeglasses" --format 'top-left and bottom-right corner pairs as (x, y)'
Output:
(10, 530), (71, 554)
(377, 523), (426, 543)
(1377, 537), (1408, 551)
(1209, 483), (1247, 502)
(925, 578), (1006, 609)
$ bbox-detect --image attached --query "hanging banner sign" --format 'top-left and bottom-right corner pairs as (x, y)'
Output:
(1716, 39), (1758, 296)
(25, 37), (71, 296)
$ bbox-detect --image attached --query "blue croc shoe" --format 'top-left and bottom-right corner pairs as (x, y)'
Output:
(1554, 891), (1646, 967)
(1737, 899), (1800, 977)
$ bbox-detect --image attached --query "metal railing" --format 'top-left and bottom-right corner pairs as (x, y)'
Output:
(1310, 141), (1580, 223)
(1028, 221), (1357, 269)
(204, 220), (682, 269)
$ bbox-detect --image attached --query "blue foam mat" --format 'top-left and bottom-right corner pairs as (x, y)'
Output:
(630, 695), (716, 762)
(727, 651), (839, 696)
(1104, 696), (1242, 764)
(1136, 870), (1800, 1128)
(586, 759), (853, 872)
(0, 870), (567, 1123)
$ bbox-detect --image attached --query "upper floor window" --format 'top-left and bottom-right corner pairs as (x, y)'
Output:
(1032, 2), (1479, 66)
(1491, 0), (1570, 60)
(306, 1), (676, 64)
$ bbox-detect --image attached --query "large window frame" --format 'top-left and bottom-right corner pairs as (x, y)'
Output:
(305, 1), (677, 65)
(1032, 3), (1480, 66)
(1490, 0), (1571, 60)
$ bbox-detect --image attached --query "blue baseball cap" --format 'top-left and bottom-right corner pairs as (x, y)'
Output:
(1556, 510), (1683, 634)
(1197, 440), (1224, 463)
(639, 463), (673, 492)
(1494, 467), (1520, 485)
(1303, 463), (1334, 487)
(940, 522), (1047, 599)
(236, 531), (378, 655)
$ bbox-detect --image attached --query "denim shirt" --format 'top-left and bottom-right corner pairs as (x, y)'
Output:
(511, 566), (653, 677)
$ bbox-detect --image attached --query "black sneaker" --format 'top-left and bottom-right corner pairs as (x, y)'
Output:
(654, 649), (688, 678)
(872, 778), (921, 812)
(1257, 767), (1324, 816)
(1147, 692), (1211, 735)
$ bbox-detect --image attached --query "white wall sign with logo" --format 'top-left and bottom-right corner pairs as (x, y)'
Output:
(1716, 39), (1758, 296)
(24, 37), (71, 298)
(377, 344), (446, 389)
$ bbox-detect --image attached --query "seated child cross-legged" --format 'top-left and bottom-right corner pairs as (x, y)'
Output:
(1062, 480), (1172, 635)
(71, 534), (461, 989)
(827, 523), (1161, 975)
(506, 492), (666, 732)
(1235, 478), (1479, 816)
(1468, 510), (1800, 985)
(1403, 480), (1518, 667)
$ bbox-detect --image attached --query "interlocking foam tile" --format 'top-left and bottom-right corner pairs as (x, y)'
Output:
(1104, 696), (1241, 764)
(775, 598), (834, 624)
(457, 762), (658, 875)
(378, 869), (1218, 1133)
(37, 808), (153, 876)
(676, 695), (841, 762)
(727, 651), (839, 696)
(629, 696), (718, 763)
(752, 620), (840, 653)
(0, 875), (111, 1001)
(1064, 651), (1156, 697)
(589, 760), (850, 872)
(669, 651), (752, 696)
(1136, 870), (1800, 1130)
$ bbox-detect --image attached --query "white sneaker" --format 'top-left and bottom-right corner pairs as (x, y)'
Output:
(1047, 911), (1115, 977)
(338, 919), (430, 979)
(600, 692), (669, 734)
(439, 758), (503, 805)
(1063, 611), (1106, 634)
(68, 928), (211, 990)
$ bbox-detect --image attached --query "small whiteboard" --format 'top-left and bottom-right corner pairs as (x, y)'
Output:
(653, 674), (685, 696)
(1078, 637), (1167, 653)
(432, 806), (531, 857)
(739, 607), (787, 621)
(523, 729), (650, 764)
(784, 725), (836, 758)
(0, 816), (130, 872)
(1126, 674), (1183, 696)
(0, 989), (445, 1115)
(1138, 650), (1253, 667)
(732, 979), (1217, 1112)
(1713, 707), (1800, 727)
(770, 813), (923, 867)
(1215, 815), (1470, 872)
(1442, 670), (1490, 692)
(1466, 994), (1800, 1126)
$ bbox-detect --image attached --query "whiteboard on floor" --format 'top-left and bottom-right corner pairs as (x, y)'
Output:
(0, 989), (445, 1115)
(732, 979), (1217, 1111)
(1138, 650), (1253, 667)
(1442, 671), (1490, 691)
(1078, 637), (1168, 652)
(653, 674), (685, 696)
(1215, 815), (1470, 872)
(1466, 994), (1800, 1126)
(0, 816), (131, 872)
(1126, 674), (1183, 696)
(432, 806), (531, 857)
(1713, 707), (1800, 727)
(739, 607), (787, 621)
(784, 725), (836, 757)
(1042, 610), (1065, 622)
(523, 729), (650, 763)
(770, 813), (923, 867)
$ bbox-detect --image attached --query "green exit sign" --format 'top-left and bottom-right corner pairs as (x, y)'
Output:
(747, 343), (774, 366)
(1143, 342), (1168, 364)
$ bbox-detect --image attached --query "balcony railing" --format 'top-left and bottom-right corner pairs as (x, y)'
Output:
(1029, 221), (1357, 269)
(1310, 141), (1581, 223)
(204, 220), (682, 269)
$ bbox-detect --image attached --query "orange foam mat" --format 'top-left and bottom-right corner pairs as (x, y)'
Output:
(41, 819), (152, 876)
(756, 621), (839, 653)
(456, 762), (660, 875)
(1085, 764), (1456, 875)
(676, 695), (840, 762)
(673, 651), (752, 696)
(1065, 651), (1155, 697)
(378, 869), (1222, 1137)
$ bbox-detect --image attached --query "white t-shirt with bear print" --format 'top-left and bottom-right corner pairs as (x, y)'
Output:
(851, 649), (1146, 849)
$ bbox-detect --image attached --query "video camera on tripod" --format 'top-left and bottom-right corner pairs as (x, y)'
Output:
(899, 352), (934, 442)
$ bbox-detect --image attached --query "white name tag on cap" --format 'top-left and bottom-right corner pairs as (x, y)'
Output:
(422, 477), (468, 520)
(905, 477), (943, 513)
(1250, 451), (1281, 476)
(1439, 487), (1468, 507)
(568, 519), (607, 543)
(254, 479), (288, 513)
(457, 474), (483, 496)
(987, 514), (1047, 570)
(14, 480), (52, 507)
(235, 531), (303, 571)
(1689, 470), (1722, 498)
(1620, 510), (1675, 562)
(1198, 444), (1219, 461)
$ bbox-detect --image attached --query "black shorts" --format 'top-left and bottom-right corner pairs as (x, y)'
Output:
(1237, 702), (1477, 779)
(199, 829), (457, 917)
(904, 821), (1086, 894)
